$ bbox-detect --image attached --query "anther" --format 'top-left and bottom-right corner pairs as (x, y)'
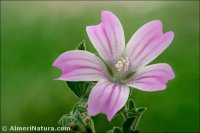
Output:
(115, 57), (129, 72)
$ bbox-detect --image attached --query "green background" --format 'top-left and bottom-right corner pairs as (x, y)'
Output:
(1, 1), (199, 132)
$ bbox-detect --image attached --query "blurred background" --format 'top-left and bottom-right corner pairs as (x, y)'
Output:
(1, 1), (199, 132)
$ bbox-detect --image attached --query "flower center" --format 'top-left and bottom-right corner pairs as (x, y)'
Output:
(115, 57), (129, 72)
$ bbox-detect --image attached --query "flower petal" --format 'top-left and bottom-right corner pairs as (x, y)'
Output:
(53, 50), (107, 81)
(125, 20), (174, 70)
(127, 63), (175, 91)
(86, 11), (125, 66)
(88, 80), (129, 121)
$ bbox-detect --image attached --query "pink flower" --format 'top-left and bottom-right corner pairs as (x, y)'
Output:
(53, 11), (175, 121)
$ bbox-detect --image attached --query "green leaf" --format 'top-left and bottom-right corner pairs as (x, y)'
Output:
(66, 81), (96, 100)
(107, 127), (122, 133)
(137, 107), (147, 113)
(128, 99), (137, 111)
(76, 40), (86, 50)
(126, 110), (137, 117)
(113, 127), (122, 133)
(122, 116), (136, 133)
(107, 130), (113, 133)
(127, 129), (139, 133)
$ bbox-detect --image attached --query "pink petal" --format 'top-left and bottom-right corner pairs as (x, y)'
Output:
(88, 80), (129, 121)
(86, 11), (125, 66)
(127, 63), (175, 91)
(53, 50), (107, 81)
(125, 20), (174, 70)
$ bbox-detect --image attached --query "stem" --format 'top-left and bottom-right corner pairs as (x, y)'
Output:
(131, 113), (143, 130)
(121, 105), (128, 120)
(121, 111), (128, 120)
(87, 119), (95, 133)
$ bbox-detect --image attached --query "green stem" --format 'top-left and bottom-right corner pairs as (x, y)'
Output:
(121, 105), (129, 120)
(131, 113), (142, 130)
(86, 118), (95, 133)
(121, 111), (128, 120)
